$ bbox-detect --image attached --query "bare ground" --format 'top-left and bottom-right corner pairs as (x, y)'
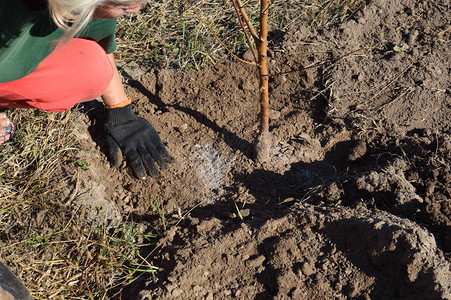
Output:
(60, 0), (450, 298)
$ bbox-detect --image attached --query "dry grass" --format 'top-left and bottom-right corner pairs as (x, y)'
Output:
(0, 109), (157, 299)
(115, 0), (366, 69)
(0, 0), (366, 298)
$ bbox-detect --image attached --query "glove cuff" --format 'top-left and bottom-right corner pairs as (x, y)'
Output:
(104, 98), (132, 109)
(105, 104), (138, 126)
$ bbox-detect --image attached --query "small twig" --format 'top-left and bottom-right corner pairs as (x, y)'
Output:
(64, 169), (80, 207)
(233, 200), (244, 220)
(174, 200), (205, 227)
(84, 261), (96, 299)
(235, 0), (260, 42)
(309, 81), (336, 102)
(231, 0), (258, 62)
(367, 63), (414, 104)
(434, 131), (439, 156)
(181, 0), (255, 65)
(269, 47), (373, 78)
(376, 87), (414, 111)
(281, 41), (320, 46)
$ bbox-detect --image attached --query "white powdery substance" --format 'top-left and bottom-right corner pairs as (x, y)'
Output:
(191, 144), (235, 201)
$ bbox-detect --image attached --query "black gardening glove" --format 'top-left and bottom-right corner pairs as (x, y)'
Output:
(104, 104), (175, 179)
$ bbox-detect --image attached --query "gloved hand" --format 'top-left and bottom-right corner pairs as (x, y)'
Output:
(104, 104), (175, 179)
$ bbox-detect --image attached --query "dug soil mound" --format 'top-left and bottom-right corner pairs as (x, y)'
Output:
(72, 0), (449, 298)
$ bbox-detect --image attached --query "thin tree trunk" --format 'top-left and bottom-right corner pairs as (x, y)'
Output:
(257, 0), (269, 133)
(253, 0), (271, 162)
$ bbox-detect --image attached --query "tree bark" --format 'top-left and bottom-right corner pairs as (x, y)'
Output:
(257, 0), (270, 133)
(253, 0), (271, 163)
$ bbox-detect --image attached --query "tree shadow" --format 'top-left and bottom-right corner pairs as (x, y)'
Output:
(122, 69), (253, 157)
(135, 129), (451, 298)
(254, 236), (280, 299)
(76, 68), (254, 175)
(125, 140), (353, 298)
(109, 64), (449, 300)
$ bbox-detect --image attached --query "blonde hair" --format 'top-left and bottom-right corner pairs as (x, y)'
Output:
(47, 0), (139, 41)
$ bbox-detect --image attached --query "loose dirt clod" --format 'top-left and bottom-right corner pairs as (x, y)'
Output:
(137, 204), (451, 299)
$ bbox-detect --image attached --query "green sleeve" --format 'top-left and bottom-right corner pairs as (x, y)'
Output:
(0, 1), (64, 83)
(0, 2), (118, 83)
(80, 18), (118, 54)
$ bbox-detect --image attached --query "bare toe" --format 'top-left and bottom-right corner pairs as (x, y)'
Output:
(0, 113), (10, 127)
(0, 113), (14, 144)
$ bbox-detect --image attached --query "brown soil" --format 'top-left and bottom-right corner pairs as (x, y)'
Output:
(74, 0), (450, 298)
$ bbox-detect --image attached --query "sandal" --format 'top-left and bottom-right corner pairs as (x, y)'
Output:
(0, 113), (14, 144)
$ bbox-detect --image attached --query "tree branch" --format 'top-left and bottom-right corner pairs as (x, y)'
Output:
(235, 0), (261, 42)
(231, 0), (258, 62)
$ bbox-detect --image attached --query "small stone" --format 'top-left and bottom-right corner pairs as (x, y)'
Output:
(374, 221), (385, 230)
(205, 293), (214, 300)
(267, 49), (275, 58)
(281, 142), (290, 149)
(122, 195), (131, 204)
(269, 109), (281, 120)
(240, 209), (250, 217)
(172, 288), (183, 297)
(347, 141), (367, 161)
(179, 123), (188, 132)
(302, 262), (315, 276)
(246, 255), (266, 268)
(407, 30), (419, 46)
(193, 285), (202, 292)
(242, 49), (255, 61)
